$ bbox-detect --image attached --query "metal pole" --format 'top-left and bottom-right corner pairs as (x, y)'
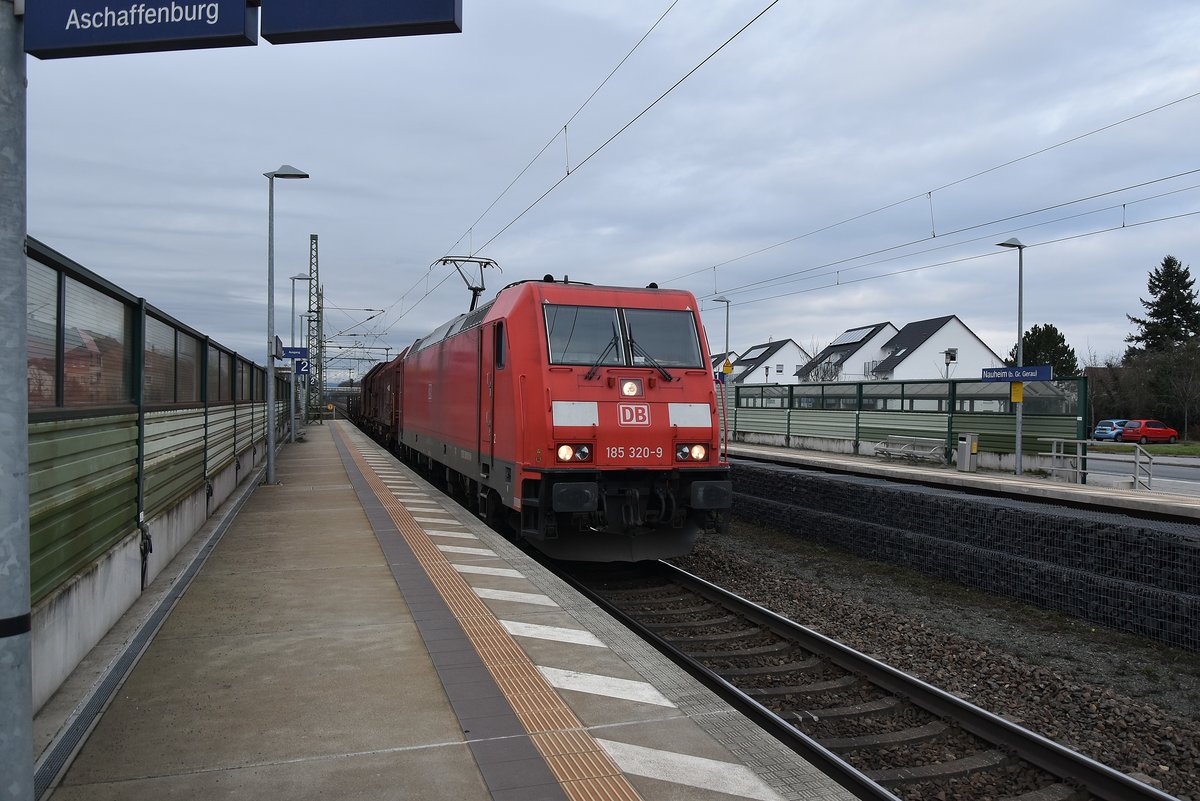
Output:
(0, 3), (34, 797)
(265, 174), (277, 484)
(289, 278), (296, 444)
(713, 297), (731, 457)
(723, 301), (729, 456)
(723, 303), (730, 362)
(263, 166), (307, 478)
(1015, 245), (1024, 476)
(300, 313), (311, 426)
(998, 238), (1026, 477)
(289, 275), (310, 442)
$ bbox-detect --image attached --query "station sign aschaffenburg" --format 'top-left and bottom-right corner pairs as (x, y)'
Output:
(24, 0), (462, 59)
(24, 0), (257, 59)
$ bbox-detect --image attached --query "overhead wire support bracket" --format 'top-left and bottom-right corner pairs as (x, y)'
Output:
(434, 255), (501, 311)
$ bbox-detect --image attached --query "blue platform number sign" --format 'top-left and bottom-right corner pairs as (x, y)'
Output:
(295, 358), (310, 376)
(260, 0), (462, 44)
(24, 0), (257, 59)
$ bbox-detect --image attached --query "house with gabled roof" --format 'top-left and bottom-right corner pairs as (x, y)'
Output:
(870, 315), (1003, 380)
(796, 322), (897, 382)
(731, 339), (809, 384)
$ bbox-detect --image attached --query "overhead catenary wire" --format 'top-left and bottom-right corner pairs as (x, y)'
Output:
(445, 0), (683, 257)
(739, 181), (1200, 299)
(377, 270), (457, 337)
(703, 189), (1200, 306)
(470, 0), (783, 256)
(323, 308), (387, 340)
(374, 1), (775, 341)
(708, 207), (1200, 310)
(334, 260), (459, 351)
(703, 169), (1200, 300)
(374, 18), (1197, 355)
(664, 90), (1200, 287)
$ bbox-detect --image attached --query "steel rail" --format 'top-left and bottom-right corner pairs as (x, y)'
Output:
(559, 564), (899, 801)
(567, 560), (1179, 801)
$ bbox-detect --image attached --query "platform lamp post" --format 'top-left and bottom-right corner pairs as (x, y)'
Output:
(264, 165), (309, 485)
(289, 273), (311, 443)
(998, 237), (1025, 476)
(713, 296), (732, 457)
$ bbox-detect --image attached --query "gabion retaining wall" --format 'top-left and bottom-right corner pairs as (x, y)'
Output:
(733, 463), (1200, 652)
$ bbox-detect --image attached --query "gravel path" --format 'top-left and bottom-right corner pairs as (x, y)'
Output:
(670, 522), (1200, 800)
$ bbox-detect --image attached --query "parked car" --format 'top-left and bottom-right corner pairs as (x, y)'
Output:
(1092, 419), (1129, 441)
(1118, 419), (1179, 444)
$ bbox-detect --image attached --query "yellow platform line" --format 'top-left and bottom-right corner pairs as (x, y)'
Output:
(342, 431), (644, 801)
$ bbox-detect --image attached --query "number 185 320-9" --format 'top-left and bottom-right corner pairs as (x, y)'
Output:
(606, 446), (663, 459)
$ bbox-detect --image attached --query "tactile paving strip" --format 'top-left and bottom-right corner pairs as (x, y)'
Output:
(341, 430), (643, 801)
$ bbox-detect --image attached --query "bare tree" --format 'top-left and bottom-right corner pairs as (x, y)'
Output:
(1148, 342), (1200, 439)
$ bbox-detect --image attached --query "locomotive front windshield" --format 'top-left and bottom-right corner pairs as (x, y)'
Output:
(545, 305), (703, 368)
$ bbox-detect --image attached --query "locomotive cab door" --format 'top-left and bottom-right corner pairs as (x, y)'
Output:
(392, 364), (402, 447)
(480, 321), (504, 477)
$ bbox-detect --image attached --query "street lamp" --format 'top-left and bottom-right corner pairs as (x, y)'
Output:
(264, 164), (309, 485)
(998, 237), (1025, 476)
(289, 273), (312, 444)
(713, 295), (732, 457)
(713, 296), (731, 362)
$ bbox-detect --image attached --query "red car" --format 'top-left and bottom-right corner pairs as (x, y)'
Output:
(1118, 419), (1179, 444)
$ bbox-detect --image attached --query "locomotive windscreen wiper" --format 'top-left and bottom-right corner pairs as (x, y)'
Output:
(584, 325), (620, 380)
(629, 338), (674, 382)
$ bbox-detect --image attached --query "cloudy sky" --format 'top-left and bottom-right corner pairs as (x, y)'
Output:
(26, 0), (1200, 381)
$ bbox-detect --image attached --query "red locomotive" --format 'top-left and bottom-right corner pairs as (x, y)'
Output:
(358, 275), (731, 561)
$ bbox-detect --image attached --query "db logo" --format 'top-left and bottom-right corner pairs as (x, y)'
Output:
(618, 403), (651, 426)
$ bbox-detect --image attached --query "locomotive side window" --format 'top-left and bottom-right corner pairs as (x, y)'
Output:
(623, 309), (703, 368)
(494, 321), (507, 369)
(545, 305), (623, 365)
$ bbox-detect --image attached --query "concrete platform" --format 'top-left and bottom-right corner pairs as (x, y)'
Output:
(34, 423), (853, 801)
(728, 442), (1200, 520)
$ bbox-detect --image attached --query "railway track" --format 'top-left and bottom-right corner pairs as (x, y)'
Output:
(563, 561), (1178, 801)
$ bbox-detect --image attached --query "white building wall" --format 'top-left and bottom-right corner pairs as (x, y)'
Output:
(891, 319), (1004, 381)
(840, 326), (898, 380)
(740, 341), (809, 383)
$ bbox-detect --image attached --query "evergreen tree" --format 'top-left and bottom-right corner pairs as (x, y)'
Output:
(1126, 255), (1200, 352)
(1005, 323), (1080, 377)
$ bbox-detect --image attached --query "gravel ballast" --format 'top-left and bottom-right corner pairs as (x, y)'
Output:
(670, 522), (1200, 800)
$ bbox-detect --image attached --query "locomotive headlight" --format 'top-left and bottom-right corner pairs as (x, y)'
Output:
(620, 379), (643, 397)
(556, 444), (593, 462)
(675, 443), (709, 461)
